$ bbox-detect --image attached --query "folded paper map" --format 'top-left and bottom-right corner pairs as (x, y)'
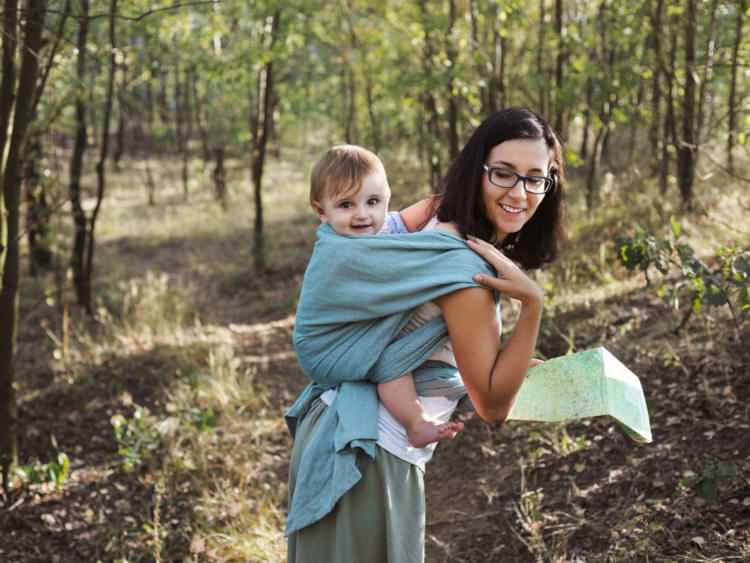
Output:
(508, 347), (653, 443)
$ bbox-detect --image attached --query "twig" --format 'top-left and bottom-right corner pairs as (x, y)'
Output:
(426, 510), (498, 527)
(15, 195), (71, 244)
(0, 1), (218, 22)
(694, 145), (750, 186)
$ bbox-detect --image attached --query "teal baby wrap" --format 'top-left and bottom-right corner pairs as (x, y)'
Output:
(286, 223), (496, 535)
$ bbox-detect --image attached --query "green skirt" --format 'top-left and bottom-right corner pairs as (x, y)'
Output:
(287, 398), (426, 563)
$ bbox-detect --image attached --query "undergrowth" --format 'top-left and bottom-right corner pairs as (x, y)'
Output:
(10, 153), (750, 562)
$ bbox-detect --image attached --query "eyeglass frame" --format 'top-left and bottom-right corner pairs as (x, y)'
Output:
(482, 164), (555, 195)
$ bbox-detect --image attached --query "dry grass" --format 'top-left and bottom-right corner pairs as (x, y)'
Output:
(10, 147), (750, 562)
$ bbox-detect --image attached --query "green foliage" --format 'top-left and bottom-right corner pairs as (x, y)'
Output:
(111, 406), (162, 472)
(13, 452), (70, 492)
(614, 222), (750, 328)
(678, 461), (737, 503)
(178, 406), (217, 432)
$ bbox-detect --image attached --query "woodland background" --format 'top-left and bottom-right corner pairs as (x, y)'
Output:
(0, 0), (749, 561)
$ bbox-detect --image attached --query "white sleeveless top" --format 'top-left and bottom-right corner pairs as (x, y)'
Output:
(320, 218), (460, 470)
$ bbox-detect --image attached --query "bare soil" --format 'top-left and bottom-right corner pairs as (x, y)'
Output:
(3, 180), (749, 562)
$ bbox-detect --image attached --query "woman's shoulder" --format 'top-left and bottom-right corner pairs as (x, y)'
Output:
(426, 220), (461, 238)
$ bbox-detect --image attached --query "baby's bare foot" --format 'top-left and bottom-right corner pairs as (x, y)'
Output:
(407, 419), (464, 448)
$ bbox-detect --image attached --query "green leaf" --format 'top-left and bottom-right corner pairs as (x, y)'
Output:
(704, 285), (727, 306)
(692, 294), (703, 315)
(670, 217), (682, 239)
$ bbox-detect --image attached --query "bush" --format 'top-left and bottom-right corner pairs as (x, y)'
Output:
(614, 219), (750, 330)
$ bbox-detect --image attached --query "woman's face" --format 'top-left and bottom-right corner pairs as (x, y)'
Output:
(481, 138), (551, 242)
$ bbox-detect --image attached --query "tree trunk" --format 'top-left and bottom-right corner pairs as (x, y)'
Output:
(553, 0), (564, 133)
(586, 123), (608, 210)
(0, 0), (46, 494)
(537, 0), (547, 115)
(343, 3), (357, 145)
(213, 147), (226, 209)
(252, 9), (282, 271)
(113, 58), (127, 170)
(580, 77), (592, 161)
(191, 66), (211, 167)
(648, 0), (663, 173)
(363, 62), (381, 153)
(445, 0), (459, 160)
(677, 0), (696, 210)
(82, 0), (117, 314)
(727, 0), (746, 173)
(144, 157), (156, 206)
(469, 0), (488, 115)
(497, 31), (506, 109)
(24, 136), (52, 275)
(694, 0), (718, 171)
(69, 0), (89, 309)
(0, 0), (18, 495)
(660, 25), (678, 195)
(418, 0), (442, 190)
(113, 102), (125, 169)
(174, 62), (188, 200)
(0, 0), (18, 191)
(345, 59), (356, 143)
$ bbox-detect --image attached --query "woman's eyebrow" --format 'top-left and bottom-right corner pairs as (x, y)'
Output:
(491, 160), (545, 174)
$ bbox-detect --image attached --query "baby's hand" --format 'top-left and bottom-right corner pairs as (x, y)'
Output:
(529, 358), (544, 369)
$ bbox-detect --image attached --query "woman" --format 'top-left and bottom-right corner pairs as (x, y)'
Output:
(287, 107), (566, 562)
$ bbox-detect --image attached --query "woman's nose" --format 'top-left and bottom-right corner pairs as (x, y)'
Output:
(507, 180), (527, 200)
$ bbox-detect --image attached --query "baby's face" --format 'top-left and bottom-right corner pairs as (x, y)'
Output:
(315, 171), (390, 235)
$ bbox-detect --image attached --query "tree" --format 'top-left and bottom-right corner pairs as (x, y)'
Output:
(251, 8), (282, 270)
(676, 0), (697, 210)
(727, 0), (747, 173)
(0, 0), (48, 495)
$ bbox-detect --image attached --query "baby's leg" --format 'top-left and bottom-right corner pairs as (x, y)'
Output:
(378, 373), (463, 448)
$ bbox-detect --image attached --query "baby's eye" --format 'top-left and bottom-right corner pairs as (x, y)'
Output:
(339, 201), (352, 209)
(367, 198), (380, 206)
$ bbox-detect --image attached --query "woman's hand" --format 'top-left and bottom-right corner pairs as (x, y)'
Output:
(465, 236), (543, 306)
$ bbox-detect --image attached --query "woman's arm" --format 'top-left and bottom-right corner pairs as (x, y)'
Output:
(436, 237), (543, 424)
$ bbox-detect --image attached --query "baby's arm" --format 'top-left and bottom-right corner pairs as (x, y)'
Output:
(398, 196), (440, 232)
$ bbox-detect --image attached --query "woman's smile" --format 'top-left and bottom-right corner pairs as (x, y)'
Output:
(498, 202), (526, 214)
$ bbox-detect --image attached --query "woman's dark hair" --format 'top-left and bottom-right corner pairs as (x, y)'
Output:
(436, 107), (567, 270)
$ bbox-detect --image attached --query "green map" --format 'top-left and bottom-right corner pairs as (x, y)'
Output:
(509, 347), (653, 443)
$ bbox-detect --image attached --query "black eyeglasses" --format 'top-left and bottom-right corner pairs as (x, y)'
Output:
(483, 165), (554, 195)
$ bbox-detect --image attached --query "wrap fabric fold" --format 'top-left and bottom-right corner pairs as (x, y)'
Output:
(285, 223), (497, 535)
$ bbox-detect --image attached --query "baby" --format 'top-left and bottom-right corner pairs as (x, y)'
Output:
(308, 144), (462, 447)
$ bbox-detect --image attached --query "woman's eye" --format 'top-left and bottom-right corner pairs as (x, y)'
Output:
(494, 171), (513, 180)
(528, 178), (544, 187)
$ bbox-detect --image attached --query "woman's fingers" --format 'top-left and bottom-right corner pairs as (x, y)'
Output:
(466, 237), (543, 305)
(473, 273), (509, 291)
(465, 238), (515, 272)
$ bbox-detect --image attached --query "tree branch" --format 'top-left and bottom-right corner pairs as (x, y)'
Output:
(1, 1), (218, 22)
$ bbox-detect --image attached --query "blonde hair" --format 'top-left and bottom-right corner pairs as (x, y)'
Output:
(310, 145), (386, 208)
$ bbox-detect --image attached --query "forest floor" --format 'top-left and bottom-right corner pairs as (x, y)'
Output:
(3, 154), (750, 562)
